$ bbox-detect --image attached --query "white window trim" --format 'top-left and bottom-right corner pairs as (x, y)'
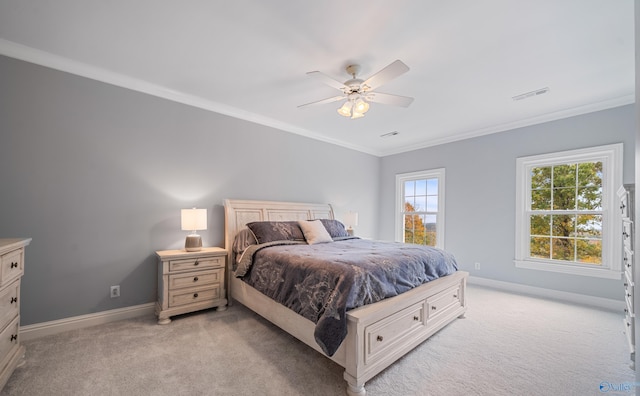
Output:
(514, 143), (623, 279)
(395, 168), (446, 249)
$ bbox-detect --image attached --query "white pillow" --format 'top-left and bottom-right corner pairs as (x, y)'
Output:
(298, 220), (333, 245)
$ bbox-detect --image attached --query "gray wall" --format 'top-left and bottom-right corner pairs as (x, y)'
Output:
(379, 105), (636, 300)
(0, 55), (380, 325)
(0, 52), (634, 326)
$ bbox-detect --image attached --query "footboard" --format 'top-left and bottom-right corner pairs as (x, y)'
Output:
(343, 271), (468, 396)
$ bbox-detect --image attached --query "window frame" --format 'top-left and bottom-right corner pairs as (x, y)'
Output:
(395, 168), (445, 249)
(514, 144), (623, 279)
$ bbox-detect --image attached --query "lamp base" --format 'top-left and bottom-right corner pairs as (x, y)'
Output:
(185, 235), (203, 252)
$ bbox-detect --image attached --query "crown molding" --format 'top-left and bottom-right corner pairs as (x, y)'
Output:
(0, 39), (378, 156)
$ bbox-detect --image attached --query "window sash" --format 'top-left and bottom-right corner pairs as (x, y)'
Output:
(514, 144), (622, 279)
(396, 169), (445, 249)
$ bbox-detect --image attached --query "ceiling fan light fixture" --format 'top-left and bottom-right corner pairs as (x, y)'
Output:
(351, 109), (365, 119)
(337, 101), (353, 117)
(354, 98), (369, 114)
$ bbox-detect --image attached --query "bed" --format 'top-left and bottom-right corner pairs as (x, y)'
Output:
(224, 199), (468, 396)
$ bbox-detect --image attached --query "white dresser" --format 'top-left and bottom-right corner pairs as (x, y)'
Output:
(618, 185), (635, 368)
(0, 238), (30, 390)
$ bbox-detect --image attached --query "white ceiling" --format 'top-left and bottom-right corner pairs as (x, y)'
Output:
(0, 0), (635, 156)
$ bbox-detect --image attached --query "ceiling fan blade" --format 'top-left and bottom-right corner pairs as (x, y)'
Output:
(362, 60), (410, 91)
(297, 95), (345, 108)
(306, 71), (347, 91)
(365, 92), (414, 107)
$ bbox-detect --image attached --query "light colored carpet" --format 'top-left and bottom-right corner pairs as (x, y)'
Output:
(1, 285), (634, 396)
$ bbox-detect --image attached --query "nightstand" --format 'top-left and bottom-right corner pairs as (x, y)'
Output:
(155, 247), (228, 325)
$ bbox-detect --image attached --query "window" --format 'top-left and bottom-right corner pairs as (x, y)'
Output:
(515, 144), (623, 279)
(396, 169), (445, 249)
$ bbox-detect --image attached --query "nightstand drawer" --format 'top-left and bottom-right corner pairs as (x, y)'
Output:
(168, 285), (221, 308)
(0, 249), (22, 288)
(169, 269), (223, 290)
(169, 256), (224, 272)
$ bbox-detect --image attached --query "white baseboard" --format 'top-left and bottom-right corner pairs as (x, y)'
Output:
(468, 276), (625, 312)
(20, 303), (155, 341)
(19, 278), (624, 341)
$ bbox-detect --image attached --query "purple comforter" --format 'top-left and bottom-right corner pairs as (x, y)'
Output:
(236, 238), (458, 356)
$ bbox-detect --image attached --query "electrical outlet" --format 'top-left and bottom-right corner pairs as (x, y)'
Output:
(474, 262), (481, 270)
(110, 285), (120, 298)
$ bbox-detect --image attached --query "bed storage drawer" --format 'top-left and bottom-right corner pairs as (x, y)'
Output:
(426, 284), (463, 328)
(365, 302), (424, 364)
(169, 269), (223, 290)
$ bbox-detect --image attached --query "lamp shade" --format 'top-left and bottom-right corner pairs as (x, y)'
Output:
(344, 211), (358, 227)
(344, 211), (358, 236)
(181, 208), (207, 231)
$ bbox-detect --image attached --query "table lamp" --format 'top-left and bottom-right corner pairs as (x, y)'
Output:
(181, 208), (207, 251)
(344, 211), (358, 236)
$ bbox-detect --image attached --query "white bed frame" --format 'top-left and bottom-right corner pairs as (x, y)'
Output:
(224, 199), (468, 396)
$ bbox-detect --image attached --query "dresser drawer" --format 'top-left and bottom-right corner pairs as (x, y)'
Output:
(0, 316), (19, 372)
(624, 247), (634, 278)
(364, 302), (425, 364)
(426, 284), (463, 325)
(624, 314), (636, 348)
(0, 249), (23, 288)
(168, 269), (223, 290)
(168, 285), (221, 308)
(0, 281), (19, 332)
(625, 273), (635, 314)
(620, 190), (631, 218)
(623, 220), (633, 250)
(168, 255), (224, 272)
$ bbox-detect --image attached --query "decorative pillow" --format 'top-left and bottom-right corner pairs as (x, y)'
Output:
(232, 228), (257, 254)
(318, 219), (349, 238)
(298, 220), (333, 245)
(246, 221), (305, 244)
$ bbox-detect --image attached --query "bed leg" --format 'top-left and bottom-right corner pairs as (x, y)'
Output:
(345, 381), (366, 396)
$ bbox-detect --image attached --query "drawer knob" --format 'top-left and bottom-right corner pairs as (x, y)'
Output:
(431, 306), (437, 310)
(193, 293), (199, 299)
(623, 232), (629, 238)
(376, 335), (383, 342)
(453, 294), (458, 298)
(621, 203), (626, 210)
(10, 297), (17, 304)
(194, 260), (199, 266)
(10, 262), (17, 269)
(413, 316), (419, 321)
(10, 334), (16, 342)
(193, 276), (199, 282)
(628, 293), (632, 298)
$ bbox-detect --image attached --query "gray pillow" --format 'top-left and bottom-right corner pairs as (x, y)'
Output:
(246, 221), (305, 244)
(318, 219), (350, 238)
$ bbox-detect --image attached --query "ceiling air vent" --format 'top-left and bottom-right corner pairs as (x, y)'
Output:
(512, 87), (549, 101)
(380, 131), (399, 138)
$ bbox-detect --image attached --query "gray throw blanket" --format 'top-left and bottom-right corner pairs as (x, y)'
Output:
(236, 238), (459, 356)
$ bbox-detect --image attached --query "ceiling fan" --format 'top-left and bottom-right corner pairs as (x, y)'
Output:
(298, 59), (414, 119)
